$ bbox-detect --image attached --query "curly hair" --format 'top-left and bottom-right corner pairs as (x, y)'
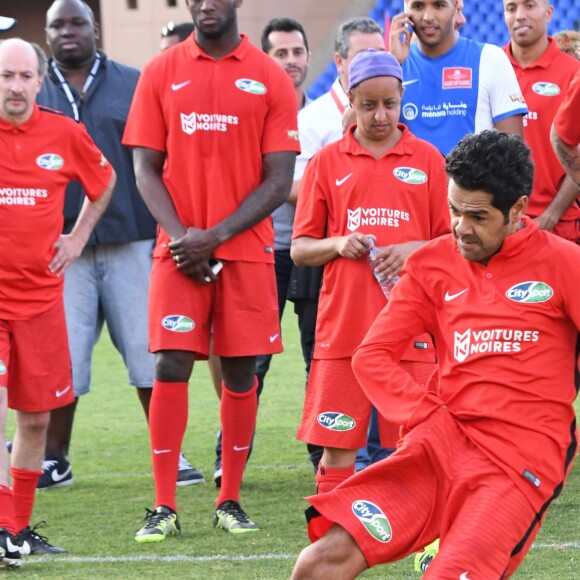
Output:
(445, 131), (534, 219)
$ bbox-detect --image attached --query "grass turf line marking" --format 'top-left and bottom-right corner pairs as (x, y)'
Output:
(23, 553), (296, 565)
(21, 543), (580, 566)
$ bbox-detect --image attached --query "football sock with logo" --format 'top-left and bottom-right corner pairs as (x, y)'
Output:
(150, 380), (188, 512)
(0, 485), (16, 534)
(10, 467), (42, 532)
(216, 378), (258, 506)
(315, 464), (355, 494)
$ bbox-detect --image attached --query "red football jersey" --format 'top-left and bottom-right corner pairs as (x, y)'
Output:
(123, 34), (300, 263)
(353, 218), (580, 512)
(293, 125), (450, 360)
(554, 70), (580, 146)
(0, 105), (112, 320)
(504, 39), (580, 221)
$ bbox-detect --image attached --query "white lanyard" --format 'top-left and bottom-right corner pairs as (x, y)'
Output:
(50, 52), (101, 122)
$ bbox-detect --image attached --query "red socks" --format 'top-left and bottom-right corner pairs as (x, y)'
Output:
(0, 485), (16, 534)
(10, 467), (42, 532)
(149, 380), (188, 512)
(315, 465), (355, 494)
(216, 379), (258, 506)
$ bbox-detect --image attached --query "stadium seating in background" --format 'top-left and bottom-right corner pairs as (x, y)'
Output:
(307, 0), (580, 100)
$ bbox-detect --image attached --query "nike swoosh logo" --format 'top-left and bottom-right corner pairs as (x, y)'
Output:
(445, 289), (468, 302)
(20, 539), (31, 555)
(6, 537), (19, 553)
(171, 80), (191, 91)
(56, 386), (71, 398)
(233, 445), (250, 452)
(51, 465), (72, 483)
(460, 574), (472, 580)
(269, 333), (279, 342)
(153, 449), (172, 454)
(335, 173), (353, 186)
(402, 79), (419, 87)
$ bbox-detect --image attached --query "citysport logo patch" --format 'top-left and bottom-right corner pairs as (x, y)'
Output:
(393, 167), (428, 185)
(352, 500), (392, 543)
(0, 360), (6, 375)
(317, 412), (356, 431)
(235, 78), (267, 95)
(36, 153), (64, 170)
(161, 315), (195, 333)
(532, 82), (560, 97)
(506, 281), (554, 303)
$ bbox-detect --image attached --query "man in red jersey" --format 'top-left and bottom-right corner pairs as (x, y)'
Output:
(291, 130), (580, 579)
(552, 70), (580, 190)
(503, 0), (580, 242)
(291, 49), (449, 498)
(0, 38), (113, 565)
(123, 0), (299, 539)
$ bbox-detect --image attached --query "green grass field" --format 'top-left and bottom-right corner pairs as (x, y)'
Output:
(9, 313), (579, 578)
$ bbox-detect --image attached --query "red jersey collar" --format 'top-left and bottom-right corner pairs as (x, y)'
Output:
(340, 123), (418, 158)
(504, 37), (559, 70)
(499, 215), (538, 256)
(187, 32), (250, 61)
(0, 102), (40, 133)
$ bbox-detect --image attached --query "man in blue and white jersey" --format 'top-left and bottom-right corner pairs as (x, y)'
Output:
(390, 0), (527, 155)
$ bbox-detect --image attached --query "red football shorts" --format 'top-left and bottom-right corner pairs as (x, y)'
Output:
(306, 407), (539, 578)
(149, 257), (282, 357)
(0, 300), (73, 412)
(297, 358), (436, 449)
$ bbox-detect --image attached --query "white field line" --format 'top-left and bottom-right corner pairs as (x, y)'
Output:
(24, 553), (296, 565)
(20, 543), (580, 566)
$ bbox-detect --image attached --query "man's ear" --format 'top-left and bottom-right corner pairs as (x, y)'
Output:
(510, 195), (529, 224)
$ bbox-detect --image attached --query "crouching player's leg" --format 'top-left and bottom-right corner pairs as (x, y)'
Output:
(292, 524), (367, 580)
(292, 412), (446, 578)
(292, 406), (546, 578)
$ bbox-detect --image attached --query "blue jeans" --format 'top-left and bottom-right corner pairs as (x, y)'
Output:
(356, 407), (394, 471)
(63, 240), (155, 396)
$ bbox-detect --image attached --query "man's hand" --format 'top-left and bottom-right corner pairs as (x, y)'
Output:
(370, 245), (405, 281)
(389, 12), (414, 65)
(169, 227), (220, 266)
(371, 240), (426, 280)
(49, 234), (85, 276)
(172, 256), (218, 285)
(336, 233), (372, 260)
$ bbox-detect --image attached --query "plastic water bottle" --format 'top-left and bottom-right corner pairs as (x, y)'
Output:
(367, 237), (399, 299)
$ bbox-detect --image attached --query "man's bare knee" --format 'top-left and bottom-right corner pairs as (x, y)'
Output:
(291, 525), (367, 579)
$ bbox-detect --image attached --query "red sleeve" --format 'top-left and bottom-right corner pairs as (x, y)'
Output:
(261, 62), (301, 155)
(69, 121), (113, 201)
(352, 268), (442, 427)
(292, 152), (328, 239)
(122, 60), (167, 152)
(554, 71), (580, 146)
